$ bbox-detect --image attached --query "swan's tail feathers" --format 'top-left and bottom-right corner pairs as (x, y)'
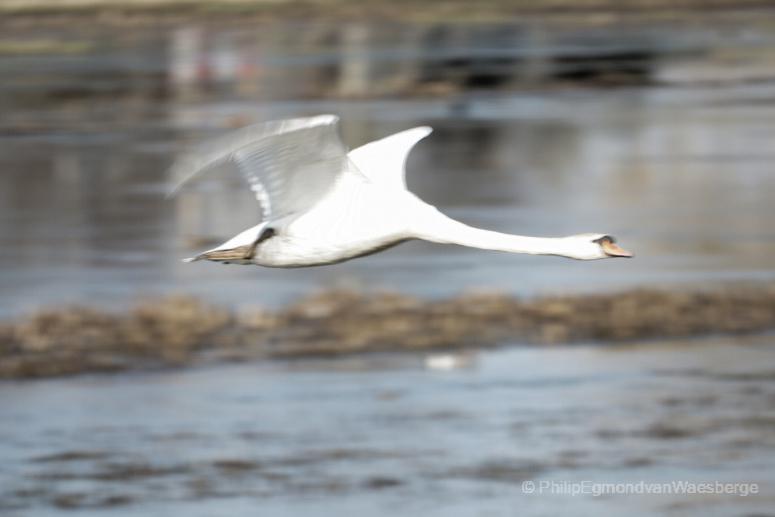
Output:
(347, 126), (432, 190)
(182, 256), (201, 263)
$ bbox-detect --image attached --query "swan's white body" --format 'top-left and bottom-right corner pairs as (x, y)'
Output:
(170, 115), (631, 267)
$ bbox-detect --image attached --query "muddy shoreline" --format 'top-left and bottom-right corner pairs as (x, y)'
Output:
(2, 283), (775, 379)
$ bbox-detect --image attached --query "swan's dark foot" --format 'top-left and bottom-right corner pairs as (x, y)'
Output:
(189, 227), (276, 263)
(197, 246), (253, 261)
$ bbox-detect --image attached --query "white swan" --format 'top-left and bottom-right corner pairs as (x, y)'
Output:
(170, 115), (632, 267)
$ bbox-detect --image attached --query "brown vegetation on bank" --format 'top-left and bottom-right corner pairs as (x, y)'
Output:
(1, 284), (775, 379)
(1, 0), (774, 27)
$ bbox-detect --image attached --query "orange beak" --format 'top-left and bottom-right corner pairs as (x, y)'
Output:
(600, 239), (633, 258)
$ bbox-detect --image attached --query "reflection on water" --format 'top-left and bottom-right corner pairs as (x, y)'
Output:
(2, 21), (775, 314)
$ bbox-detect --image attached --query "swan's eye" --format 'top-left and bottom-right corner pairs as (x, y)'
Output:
(593, 235), (616, 245)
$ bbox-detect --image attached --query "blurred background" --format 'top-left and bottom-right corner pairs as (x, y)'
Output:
(1, 1), (775, 515)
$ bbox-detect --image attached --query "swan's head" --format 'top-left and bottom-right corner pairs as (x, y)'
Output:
(564, 234), (633, 260)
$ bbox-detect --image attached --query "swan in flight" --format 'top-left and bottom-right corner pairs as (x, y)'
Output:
(170, 115), (632, 267)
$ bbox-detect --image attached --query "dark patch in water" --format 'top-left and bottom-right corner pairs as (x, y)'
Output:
(712, 371), (775, 382)
(363, 476), (403, 490)
(52, 492), (133, 510)
(445, 459), (545, 482)
(621, 457), (654, 467)
(32, 450), (111, 463)
(211, 459), (262, 474)
(659, 395), (718, 407)
(642, 423), (695, 439)
(35, 462), (188, 482)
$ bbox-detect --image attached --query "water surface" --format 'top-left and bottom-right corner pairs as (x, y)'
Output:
(2, 21), (775, 314)
(1, 337), (774, 516)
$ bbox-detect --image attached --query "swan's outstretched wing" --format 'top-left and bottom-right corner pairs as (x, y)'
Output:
(348, 126), (432, 189)
(168, 114), (362, 221)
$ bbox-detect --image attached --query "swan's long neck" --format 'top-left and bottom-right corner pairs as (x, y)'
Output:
(413, 209), (575, 258)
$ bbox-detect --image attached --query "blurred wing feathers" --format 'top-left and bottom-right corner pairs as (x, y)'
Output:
(168, 114), (359, 221)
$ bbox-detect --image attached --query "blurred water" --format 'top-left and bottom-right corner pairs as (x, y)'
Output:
(2, 21), (775, 315)
(2, 18), (775, 517)
(1, 336), (774, 516)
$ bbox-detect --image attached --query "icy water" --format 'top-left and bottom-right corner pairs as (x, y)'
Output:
(2, 18), (775, 517)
